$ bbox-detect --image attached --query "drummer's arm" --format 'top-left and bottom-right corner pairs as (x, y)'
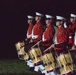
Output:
(46, 43), (65, 52)
(55, 43), (66, 48)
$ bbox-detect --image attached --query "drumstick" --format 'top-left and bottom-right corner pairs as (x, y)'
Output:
(44, 44), (54, 52)
(31, 40), (42, 48)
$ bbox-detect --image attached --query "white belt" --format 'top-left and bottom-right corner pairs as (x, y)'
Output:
(32, 29), (38, 39)
(27, 34), (32, 38)
(32, 35), (38, 39)
(69, 36), (72, 39)
(42, 34), (46, 41)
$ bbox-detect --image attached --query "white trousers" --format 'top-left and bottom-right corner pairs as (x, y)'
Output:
(26, 60), (34, 67)
(34, 65), (47, 74)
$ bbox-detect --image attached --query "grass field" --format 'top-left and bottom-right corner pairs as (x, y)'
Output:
(0, 59), (40, 75)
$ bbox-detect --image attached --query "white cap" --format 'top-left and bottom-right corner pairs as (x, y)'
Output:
(27, 15), (34, 19)
(56, 16), (65, 21)
(70, 14), (76, 18)
(45, 14), (53, 19)
(36, 12), (43, 17)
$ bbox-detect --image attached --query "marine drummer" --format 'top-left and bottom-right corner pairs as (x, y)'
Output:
(41, 14), (55, 50)
(64, 18), (74, 49)
(70, 14), (76, 70)
(30, 12), (44, 43)
(29, 12), (44, 73)
(70, 14), (76, 50)
(41, 14), (56, 75)
(25, 13), (44, 71)
(64, 14), (76, 50)
(50, 16), (74, 75)
(36, 14), (57, 75)
(24, 15), (35, 69)
(25, 15), (34, 44)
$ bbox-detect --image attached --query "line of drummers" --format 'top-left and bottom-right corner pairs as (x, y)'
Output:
(15, 12), (76, 75)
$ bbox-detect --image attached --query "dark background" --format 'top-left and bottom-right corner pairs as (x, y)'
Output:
(0, 0), (76, 59)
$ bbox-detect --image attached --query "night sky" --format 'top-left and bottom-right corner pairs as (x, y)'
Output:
(0, 0), (76, 59)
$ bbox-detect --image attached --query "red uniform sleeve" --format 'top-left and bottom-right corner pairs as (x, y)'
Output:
(36, 25), (43, 41)
(55, 29), (68, 50)
(45, 28), (54, 42)
(33, 24), (44, 42)
(61, 30), (68, 43)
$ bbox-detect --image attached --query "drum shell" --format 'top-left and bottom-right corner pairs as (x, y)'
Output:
(15, 41), (30, 60)
(42, 51), (57, 72)
(70, 50), (76, 65)
(29, 47), (42, 65)
(56, 53), (74, 74)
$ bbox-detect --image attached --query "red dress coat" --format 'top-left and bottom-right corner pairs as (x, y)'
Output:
(32, 21), (44, 43)
(54, 26), (68, 52)
(72, 22), (76, 31)
(72, 22), (76, 46)
(42, 25), (55, 47)
(27, 23), (33, 40)
(65, 24), (74, 46)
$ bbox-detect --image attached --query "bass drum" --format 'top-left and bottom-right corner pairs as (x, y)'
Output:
(29, 46), (42, 65)
(56, 52), (74, 75)
(42, 50), (57, 72)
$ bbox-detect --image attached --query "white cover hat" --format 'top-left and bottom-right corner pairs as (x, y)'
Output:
(70, 14), (76, 18)
(27, 15), (34, 19)
(36, 12), (43, 17)
(45, 14), (53, 19)
(56, 16), (65, 20)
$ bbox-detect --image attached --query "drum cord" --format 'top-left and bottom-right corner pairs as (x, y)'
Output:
(28, 49), (35, 60)
(46, 54), (55, 71)
(68, 51), (73, 65)
(63, 53), (73, 73)
(35, 41), (41, 58)
(55, 49), (73, 74)
(37, 43), (42, 57)
(35, 48), (42, 61)
(67, 47), (73, 64)
(66, 47), (74, 72)
(68, 51), (74, 73)
(30, 40), (42, 59)
(51, 52), (57, 72)
(44, 46), (60, 71)
(28, 48), (39, 60)
(54, 50), (63, 74)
